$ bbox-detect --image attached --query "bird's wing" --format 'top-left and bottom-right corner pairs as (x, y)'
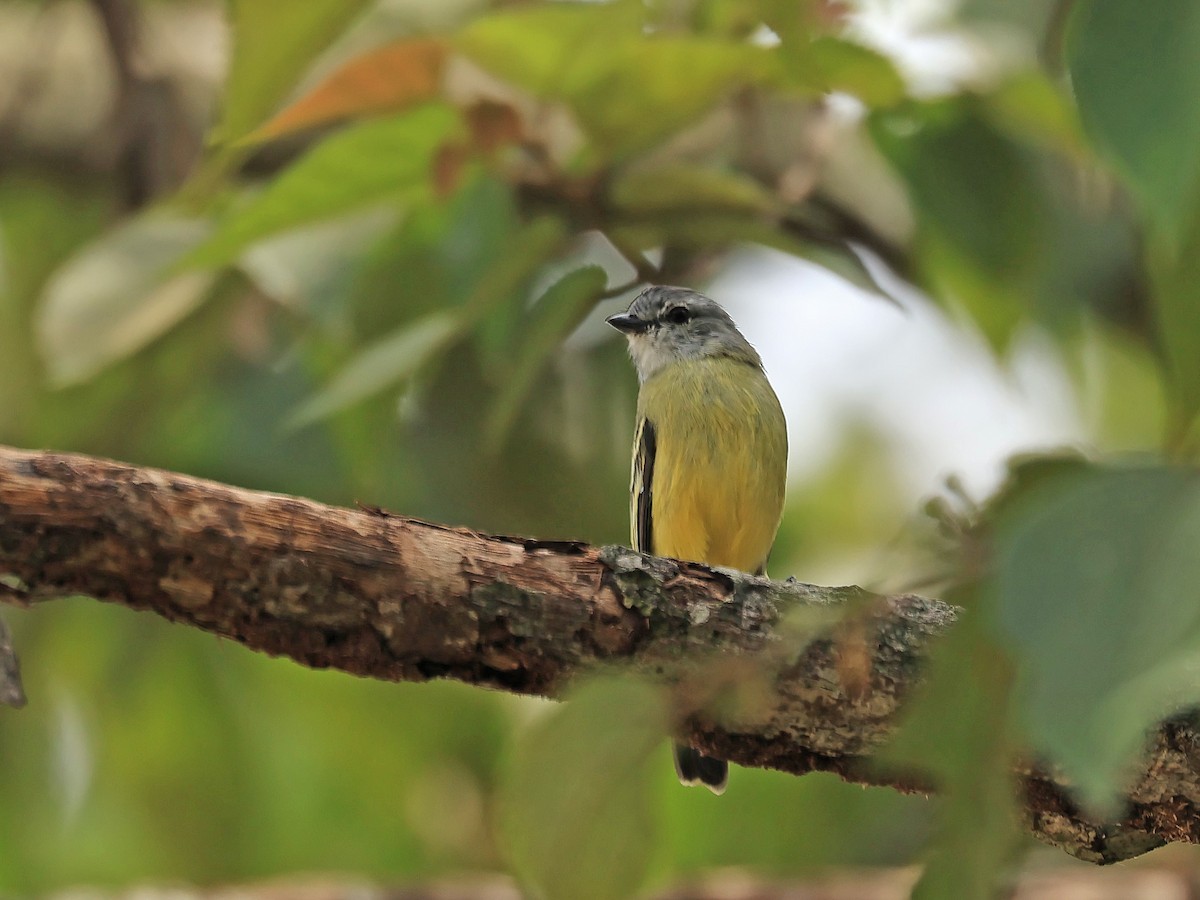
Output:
(632, 416), (656, 554)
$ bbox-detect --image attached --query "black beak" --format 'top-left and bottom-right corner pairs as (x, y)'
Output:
(606, 313), (651, 335)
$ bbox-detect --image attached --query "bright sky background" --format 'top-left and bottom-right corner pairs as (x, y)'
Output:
(715, 249), (1083, 503)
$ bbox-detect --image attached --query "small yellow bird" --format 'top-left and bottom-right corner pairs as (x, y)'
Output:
(607, 285), (788, 794)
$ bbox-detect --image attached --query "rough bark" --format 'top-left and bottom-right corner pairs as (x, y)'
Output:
(0, 444), (1190, 864)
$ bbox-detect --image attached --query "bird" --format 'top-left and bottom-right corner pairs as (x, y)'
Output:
(607, 285), (788, 794)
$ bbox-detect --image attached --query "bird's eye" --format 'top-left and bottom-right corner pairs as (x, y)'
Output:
(664, 306), (691, 325)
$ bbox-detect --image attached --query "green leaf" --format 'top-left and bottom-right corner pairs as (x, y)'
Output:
(484, 265), (608, 447)
(1084, 327), (1169, 453)
(458, 5), (770, 160)
(574, 38), (770, 157)
(466, 215), (569, 375)
(882, 613), (1019, 900)
(345, 176), (522, 338)
(287, 211), (561, 429)
(35, 213), (215, 386)
(1150, 204), (1200, 449)
(1069, 0), (1200, 442)
(1067, 0), (1200, 240)
(286, 312), (461, 428)
(499, 676), (666, 900)
(238, 209), (397, 314)
(983, 73), (1086, 159)
(799, 37), (905, 108)
(876, 107), (1043, 283)
(872, 105), (1049, 349)
(462, 216), (568, 324)
(187, 105), (461, 269)
(216, 0), (376, 143)
(456, 2), (645, 98)
(988, 463), (1200, 813)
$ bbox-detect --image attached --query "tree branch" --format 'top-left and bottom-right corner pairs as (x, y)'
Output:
(0, 444), (1191, 863)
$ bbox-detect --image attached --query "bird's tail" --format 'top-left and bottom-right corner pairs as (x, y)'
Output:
(673, 743), (727, 795)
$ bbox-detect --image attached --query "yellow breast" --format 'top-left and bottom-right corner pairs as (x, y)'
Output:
(633, 356), (787, 574)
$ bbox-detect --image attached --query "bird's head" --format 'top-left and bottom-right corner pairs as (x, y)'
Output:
(606, 285), (762, 382)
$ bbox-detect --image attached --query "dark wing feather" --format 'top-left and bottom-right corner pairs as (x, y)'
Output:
(634, 418), (727, 795)
(632, 417), (656, 554)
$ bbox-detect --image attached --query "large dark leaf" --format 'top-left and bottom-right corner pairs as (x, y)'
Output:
(990, 463), (1200, 812)
(1068, 0), (1200, 242)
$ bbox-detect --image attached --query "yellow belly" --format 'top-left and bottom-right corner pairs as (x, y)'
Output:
(635, 357), (787, 574)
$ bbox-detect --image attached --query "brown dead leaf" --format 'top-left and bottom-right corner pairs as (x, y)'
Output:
(465, 100), (524, 156)
(248, 38), (448, 143)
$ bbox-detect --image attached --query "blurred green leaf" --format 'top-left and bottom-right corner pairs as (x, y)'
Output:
(288, 211), (562, 429)
(1150, 204), (1200, 448)
(238, 209), (397, 315)
(797, 37), (905, 108)
(882, 612), (1018, 900)
(456, 2), (644, 97)
(1067, 0), (1200, 240)
(989, 463), (1200, 813)
(575, 38), (770, 158)
(216, 0), (375, 143)
(287, 311), (460, 428)
(983, 73), (1085, 159)
(464, 216), (567, 321)
(919, 235), (1024, 348)
(499, 677), (666, 900)
(873, 105), (1048, 348)
(467, 215), (569, 374)
(35, 213), (215, 386)
(485, 264), (608, 447)
(189, 105), (461, 269)
(459, 4), (769, 160)
(1083, 327), (1169, 454)
(345, 176), (521, 339)
(876, 108), (1042, 283)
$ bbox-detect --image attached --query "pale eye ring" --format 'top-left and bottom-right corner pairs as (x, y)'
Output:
(664, 306), (691, 325)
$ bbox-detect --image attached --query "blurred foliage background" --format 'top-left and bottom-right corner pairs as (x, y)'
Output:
(3, 0), (1200, 897)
